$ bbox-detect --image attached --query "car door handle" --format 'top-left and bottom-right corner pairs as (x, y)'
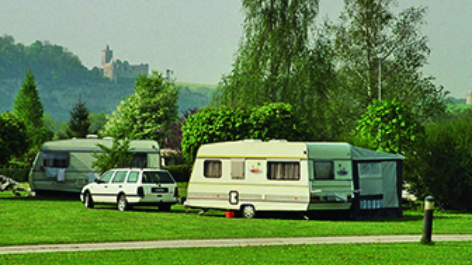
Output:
(118, 185), (122, 188)
(104, 185), (108, 188)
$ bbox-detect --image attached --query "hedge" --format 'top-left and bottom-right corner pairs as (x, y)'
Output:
(0, 164), (193, 184)
(0, 167), (30, 182)
(163, 164), (193, 182)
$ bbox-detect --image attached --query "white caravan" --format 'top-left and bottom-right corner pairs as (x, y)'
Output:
(29, 137), (160, 193)
(184, 140), (403, 219)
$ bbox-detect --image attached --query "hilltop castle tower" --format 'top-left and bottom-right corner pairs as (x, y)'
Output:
(101, 45), (113, 65)
(100, 45), (149, 82)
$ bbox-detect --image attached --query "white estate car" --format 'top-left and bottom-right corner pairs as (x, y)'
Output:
(80, 168), (180, 211)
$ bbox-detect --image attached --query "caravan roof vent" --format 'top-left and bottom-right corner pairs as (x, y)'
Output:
(269, 139), (288, 142)
(242, 139), (262, 142)
(103, 137), (113, 140)
(86, 134), (99, 139)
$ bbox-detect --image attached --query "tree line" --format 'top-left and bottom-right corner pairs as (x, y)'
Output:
(0, 35), (213, 122)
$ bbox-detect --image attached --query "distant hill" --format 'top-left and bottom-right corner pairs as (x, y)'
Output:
(0, 35), (214, 121)
(448, 97), (466, 105)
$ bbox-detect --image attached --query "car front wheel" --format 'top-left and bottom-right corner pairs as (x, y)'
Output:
(84, 192), (94, 209)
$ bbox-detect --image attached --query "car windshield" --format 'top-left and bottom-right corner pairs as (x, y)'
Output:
(142, 172), (174, 184)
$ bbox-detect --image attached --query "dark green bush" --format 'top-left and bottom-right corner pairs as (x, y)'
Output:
(164, 164), (192, 182)
(0, 167), (30, 182)
(415, 113), (472, 211)
(181, 103), (307, 164)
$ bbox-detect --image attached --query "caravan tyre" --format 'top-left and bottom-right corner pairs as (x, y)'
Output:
(241, 205), (256, 219)
(84, 192), (94, 209)
(118, 195), (130, 211)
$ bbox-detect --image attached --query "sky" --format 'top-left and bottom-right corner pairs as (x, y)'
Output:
(0, 0), (470, 98)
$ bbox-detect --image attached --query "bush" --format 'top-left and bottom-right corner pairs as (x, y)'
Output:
(181, 103), (306, 164)
(415, 113), (472, 210)
(0, 167), (30, 182)
(355, 98), (424, 155)
(164, 164), (192, 182)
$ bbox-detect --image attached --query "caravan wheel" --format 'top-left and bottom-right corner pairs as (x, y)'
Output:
(241, 205), (256, 219)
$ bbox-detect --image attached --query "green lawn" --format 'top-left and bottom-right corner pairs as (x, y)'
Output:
(2, 242), (472, 264)
(1, 191), (471, 246)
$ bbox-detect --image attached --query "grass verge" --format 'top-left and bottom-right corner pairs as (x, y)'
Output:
(1, 191), (471, 246)
(2, 242), (472, 264)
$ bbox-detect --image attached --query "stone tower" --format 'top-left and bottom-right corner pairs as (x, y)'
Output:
(100, 45), (149, 82)
(101, 45), (113, 65)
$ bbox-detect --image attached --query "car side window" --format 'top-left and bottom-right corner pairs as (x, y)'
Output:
(100, 171), (115, 183)
(127, 171), (139, 183)
(112, 171), (127, 183)
(142, 173), (156, 183)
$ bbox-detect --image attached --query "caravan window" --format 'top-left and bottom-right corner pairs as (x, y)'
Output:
(127, 153), (148, 168)
(43, 152), (69, 168)
(204, 160), (222, 178)
(314, 161), (334, 180)
(231, 160), (245, 180)
(359, 163), (381, 178)
(267, 162), (300, 181)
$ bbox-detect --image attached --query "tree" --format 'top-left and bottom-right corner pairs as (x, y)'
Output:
(67, 96), (91, 138)
(91, 138), (134, 175)
(89, 112), (108, 134)
(100, 71), (179, 147)
(355, 98), (424, 155)
(331, 0), (448, 119)
(182, 103), (306, 164)
(212, 0), (340, 140)
(182, 105), (250, 163)
(161, 108), (199, 152)
(0, 112), (27, 165)
(248, 103), (307, 142)
(13, 71), (52, 158)
(412, 113), (472, 210)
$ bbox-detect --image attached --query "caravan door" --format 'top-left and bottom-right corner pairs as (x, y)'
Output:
(308, 159), (354, 211)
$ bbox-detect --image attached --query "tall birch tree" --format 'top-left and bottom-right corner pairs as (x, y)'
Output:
(332, 0), (448, 119)
(213, 0), (341, 140)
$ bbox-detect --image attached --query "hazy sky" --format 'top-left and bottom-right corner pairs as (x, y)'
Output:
(1, 1), (470, 97)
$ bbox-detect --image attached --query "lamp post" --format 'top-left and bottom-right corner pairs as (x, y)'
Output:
(378, 59), (382, 101)
(421, 196), (435, 244)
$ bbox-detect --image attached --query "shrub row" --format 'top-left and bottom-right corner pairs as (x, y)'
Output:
(0, 167), (30, 182)
(0, 165), (193, 184)
(163, 164), (193, 182)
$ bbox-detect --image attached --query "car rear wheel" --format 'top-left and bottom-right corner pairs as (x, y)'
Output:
(241, 205), (256, 219)
(84, 192), (94, 209)
(118, 195), (130, 211)
(159, 204), (172, 212)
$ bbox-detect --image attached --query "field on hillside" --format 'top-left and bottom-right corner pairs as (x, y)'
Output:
(447, 103), (472, 114)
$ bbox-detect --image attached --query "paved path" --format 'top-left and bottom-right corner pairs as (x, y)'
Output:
(1, 235), (472, 254)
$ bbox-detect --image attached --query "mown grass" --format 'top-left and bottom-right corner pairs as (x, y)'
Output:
(2, 242), (472, 264)
(1, 190), (471, 247)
